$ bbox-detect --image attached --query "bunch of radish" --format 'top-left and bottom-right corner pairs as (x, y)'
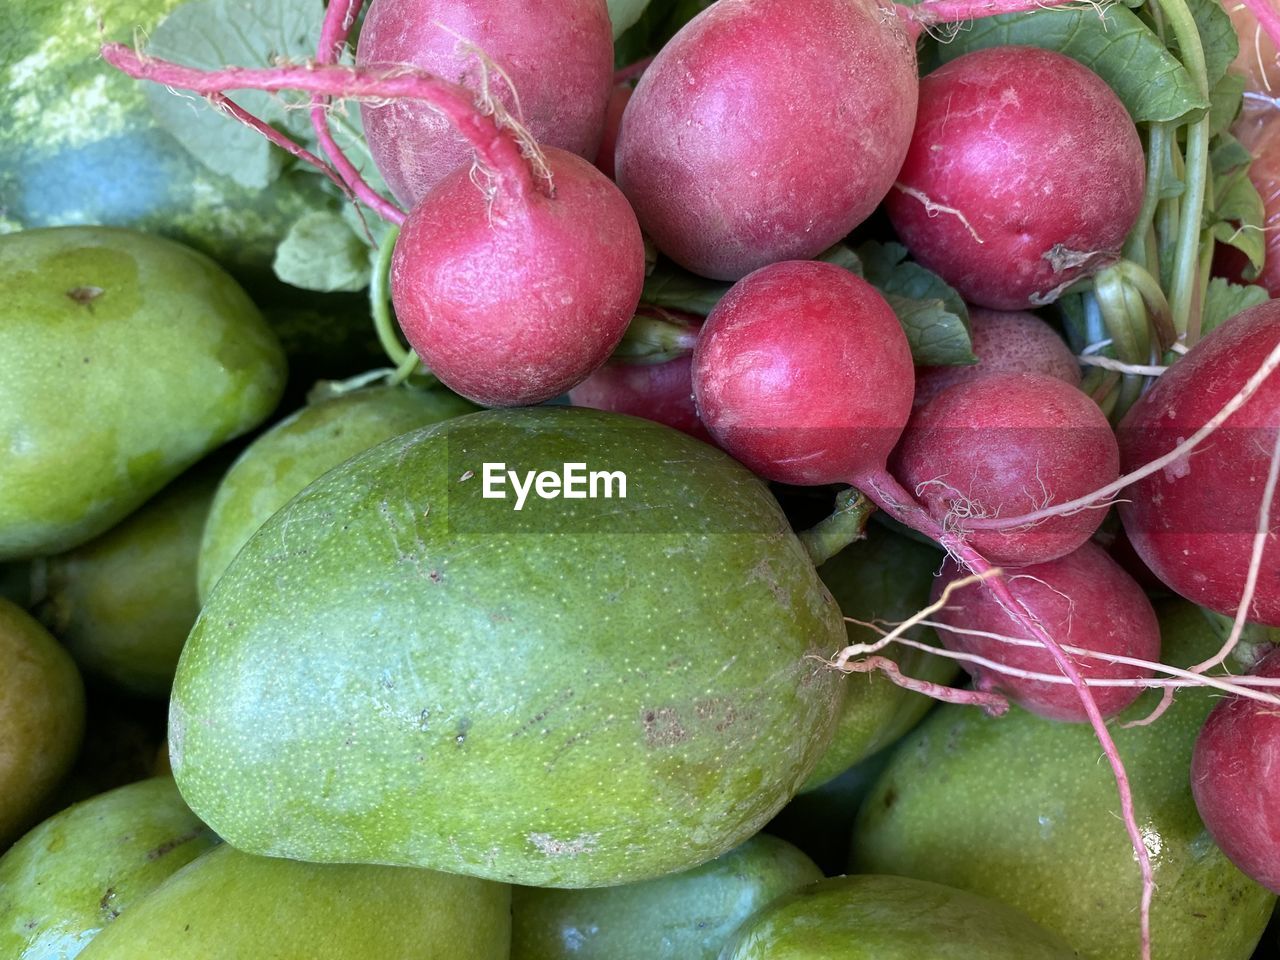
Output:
(99, 0), (1280, 956)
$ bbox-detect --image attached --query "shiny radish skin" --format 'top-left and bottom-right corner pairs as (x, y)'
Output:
(931, 542), (1161, 721)
(615, 0), (918, 280)
(913, 308), (1081, 410)
(892, 371), (1120, 567)
(886, 46), (1145, 309)
(1117, 301), (1280, 625)
(1191, 648), (1280, 894)
(391, 147), (646, 407)
(357, 0), (614, 207)
(691, 260), (914, 486)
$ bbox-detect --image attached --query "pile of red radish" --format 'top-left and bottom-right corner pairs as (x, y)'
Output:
(98, 0), (1280, 957)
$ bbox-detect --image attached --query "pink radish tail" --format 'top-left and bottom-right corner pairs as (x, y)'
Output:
(310, 0), (405, 225)
(99, 44), (538, 202)
(903, 0), (1085, 26)
(854, 467), (1155, 960)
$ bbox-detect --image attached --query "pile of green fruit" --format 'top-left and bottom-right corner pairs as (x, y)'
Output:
(3, 0), (1280, 958)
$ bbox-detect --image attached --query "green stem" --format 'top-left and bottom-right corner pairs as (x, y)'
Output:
(1111, 260), (1176, 352)
(1154, 0), (1211, 343)
(1092, 270), (1147, 417)
(1194, 226), (1215, 340)
(370, 225), (408, 367)
(1123, 122), (1171, 266)
(387, 349), (422, 386)
(799, 488), (875, 567)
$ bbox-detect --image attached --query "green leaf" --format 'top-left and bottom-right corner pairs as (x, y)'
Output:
(1208, 167), (1267, 273)
(144, 0), (322, 190)
(932, 6), (1206, 123)
(273, 211), (371, 292)
(1210, 132), (1253, 176)
(1214, 166), (1267, 225)
(1180, 0), (1240, 91)
(641, 260), (732, 316)
(815, 242), (863, 276)
(1206, 70), (1246, 139)
(1201, 277), (1270, 336)
(614, 0), (712, 67)
(856, 242), (976, 366)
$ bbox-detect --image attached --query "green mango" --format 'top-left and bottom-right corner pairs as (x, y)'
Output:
(851, 600), (1276, 960)
(197, 383), (476, 601)
(174, 406), (846, 886)
(76, 845), (510, 960)
(34, 468), (219, 698)
(0, 599), (85, 846)
(803, 525), (957, 790)
(0, 777), (217, 960)
(719, 874), (1079, 959)
(0, 227), (286, 560)
(0, 0), (336, 290)
(511, 833), (821, 959)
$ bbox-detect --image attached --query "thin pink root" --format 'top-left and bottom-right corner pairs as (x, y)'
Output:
(841, 655), (1010, 713)
(99, 43), (537, 200)
(903, 0), (1079, 25)
(855, 468), (1154, 960)
(207, 93), (352, 200)
(311, 0), (404, 225)
(1238, 0), (1280, 58)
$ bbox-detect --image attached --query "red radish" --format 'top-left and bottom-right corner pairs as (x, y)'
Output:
(1190, 647), (1280, 894)
(356, 0), (614, 208)
(615, 0), (919, 280)
(391, 147), (646, 407)
(913, 308), (1082, 409)
(1118, 301), (1280, 625)
(569, 310), (710, 440)
(690, 229), (1152, 960)
(886, 46), (1145, 310)
(692, 260), (914, 485)
(931, 543), (1160, 721)
(98, 50), (645, 410)
(893, 371), (1119, 567)
(595, 84), (634, 181)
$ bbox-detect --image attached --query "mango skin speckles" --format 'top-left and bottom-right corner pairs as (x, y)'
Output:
(174, 407), (846, 887)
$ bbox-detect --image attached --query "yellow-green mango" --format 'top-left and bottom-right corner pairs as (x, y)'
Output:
(0, 227), (285, 560)
(720, 874), (1079, 959)
(197, 383), (475, 601)
(0, 777), (217, 960)
(511, 833), (821, 958)
(852, 601), (1276, 960)
(77, 845), (510, 960)
(34, 469), (218, 697)
(173, 407), (846, 886)
(0, 599), (85, 845)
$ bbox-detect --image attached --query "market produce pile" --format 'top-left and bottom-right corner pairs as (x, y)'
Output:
(3, 0), (1280, 957)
